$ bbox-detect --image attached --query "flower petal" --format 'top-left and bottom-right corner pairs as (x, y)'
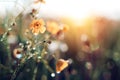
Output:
(56, 59), (69, 73)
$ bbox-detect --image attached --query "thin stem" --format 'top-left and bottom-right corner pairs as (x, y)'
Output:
(10, 55), (28, 80)
(32, 64), (38, 80)
(0, 28), (11, 41)
(42, 59), (54, 73)
(10, 63), (24, 80)
(10, 49), (40, 80)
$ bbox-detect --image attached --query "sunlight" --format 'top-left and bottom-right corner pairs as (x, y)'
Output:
(41, 0), (120, 20)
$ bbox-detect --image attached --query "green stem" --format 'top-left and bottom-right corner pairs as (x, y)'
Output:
(32, 65), (38, 80)
(10, 63), (24, 80)
(10, 54), (29, 80)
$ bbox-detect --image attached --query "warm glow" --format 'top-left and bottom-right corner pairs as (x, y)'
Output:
(41, 0), (120, 20)
(0, 0), (120, 20)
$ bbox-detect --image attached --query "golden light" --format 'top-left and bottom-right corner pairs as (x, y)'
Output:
(40, 0), (120, 20)
(0, 0), (119, 20)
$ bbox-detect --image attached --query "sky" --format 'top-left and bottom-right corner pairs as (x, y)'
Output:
(0, 0), (120, 19)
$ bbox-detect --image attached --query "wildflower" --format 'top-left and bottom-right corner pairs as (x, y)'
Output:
(34, 0), (45, 4)
(31, 9), (38, 14)
(13, 48), (23, 58)
(46, 21), (60, 35)
(55, 24), (69, 38)
(62, 24), (69, 32)
(30, 9), (38, 16)
(56, 59), (69, 73)
(30, 19), (46, 35)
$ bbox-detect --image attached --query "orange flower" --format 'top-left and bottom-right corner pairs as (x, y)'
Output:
(56, 59), (69, 73)
(62, 24), (69, 32)
(13, 48), (23, 58)
(46, 21), (60, 35)
(30, 19), (46, 35)
(34, 0), (45, 4)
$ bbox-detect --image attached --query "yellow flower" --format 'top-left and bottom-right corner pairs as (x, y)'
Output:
(46, 21), (60, 35)
(56, 59), (69, 73)
(30, 19), (46, 35)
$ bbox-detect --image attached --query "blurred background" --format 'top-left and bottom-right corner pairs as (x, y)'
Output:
(0, 0), (120, 80)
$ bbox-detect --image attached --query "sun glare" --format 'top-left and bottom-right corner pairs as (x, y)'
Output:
(41, 0), (120, 20)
